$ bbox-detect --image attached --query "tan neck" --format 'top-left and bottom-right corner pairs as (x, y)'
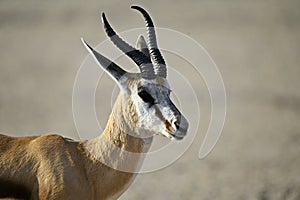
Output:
(82, 94), (153, 199)
(85, 93), (153, 161)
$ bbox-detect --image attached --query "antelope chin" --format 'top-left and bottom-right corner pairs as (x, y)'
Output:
(160, 130), (185, 141)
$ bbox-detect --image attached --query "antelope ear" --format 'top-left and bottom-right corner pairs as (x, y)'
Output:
(136, 35), (150, 59)
(81, 38), (127, 83)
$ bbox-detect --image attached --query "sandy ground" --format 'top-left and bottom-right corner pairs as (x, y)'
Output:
(0, 0), (300, 199)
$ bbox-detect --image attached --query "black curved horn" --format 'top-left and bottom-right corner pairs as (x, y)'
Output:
(101, 12), (155, 79)
(81, 38), (126, 81)
(131, 5), (167, 78)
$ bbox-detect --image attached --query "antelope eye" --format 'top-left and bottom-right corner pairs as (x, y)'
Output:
(138, 90), (155, 105)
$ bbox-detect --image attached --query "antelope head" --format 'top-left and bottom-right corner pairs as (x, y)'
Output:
(82, 6), (189, 140)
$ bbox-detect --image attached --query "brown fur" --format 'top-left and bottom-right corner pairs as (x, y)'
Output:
(0, 93), (150, 200)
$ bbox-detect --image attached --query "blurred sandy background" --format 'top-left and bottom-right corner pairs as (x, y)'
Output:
(0, 0), (300, 199)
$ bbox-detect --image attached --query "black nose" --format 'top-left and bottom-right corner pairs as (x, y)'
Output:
(174, 121), (180, 130)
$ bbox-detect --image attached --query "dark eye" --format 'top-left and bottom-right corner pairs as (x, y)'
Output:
(138, 90), (155, 105)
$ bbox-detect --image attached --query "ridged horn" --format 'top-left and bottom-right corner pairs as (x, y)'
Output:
(131, 5), (167, 78)
(101, 12), (155, 79)
(81, 38), (126, 81)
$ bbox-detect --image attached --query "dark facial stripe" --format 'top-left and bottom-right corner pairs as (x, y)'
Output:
(165, 120), (174, 132)
(153, 105), (165, 121)
(153, 105), (174, 132)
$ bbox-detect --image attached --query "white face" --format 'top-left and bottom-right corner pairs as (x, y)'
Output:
(125, 77), (189, 140)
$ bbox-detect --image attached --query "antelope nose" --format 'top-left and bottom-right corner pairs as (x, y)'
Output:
(175, 116), (189, 132)
(173, 121), (180, 130)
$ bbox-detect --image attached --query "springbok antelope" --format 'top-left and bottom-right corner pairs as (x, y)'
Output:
(0, 5), (188, 200)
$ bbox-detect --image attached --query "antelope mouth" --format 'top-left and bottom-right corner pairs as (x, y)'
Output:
(161, 129), (187, 141)
(170, 133), (185, 140)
